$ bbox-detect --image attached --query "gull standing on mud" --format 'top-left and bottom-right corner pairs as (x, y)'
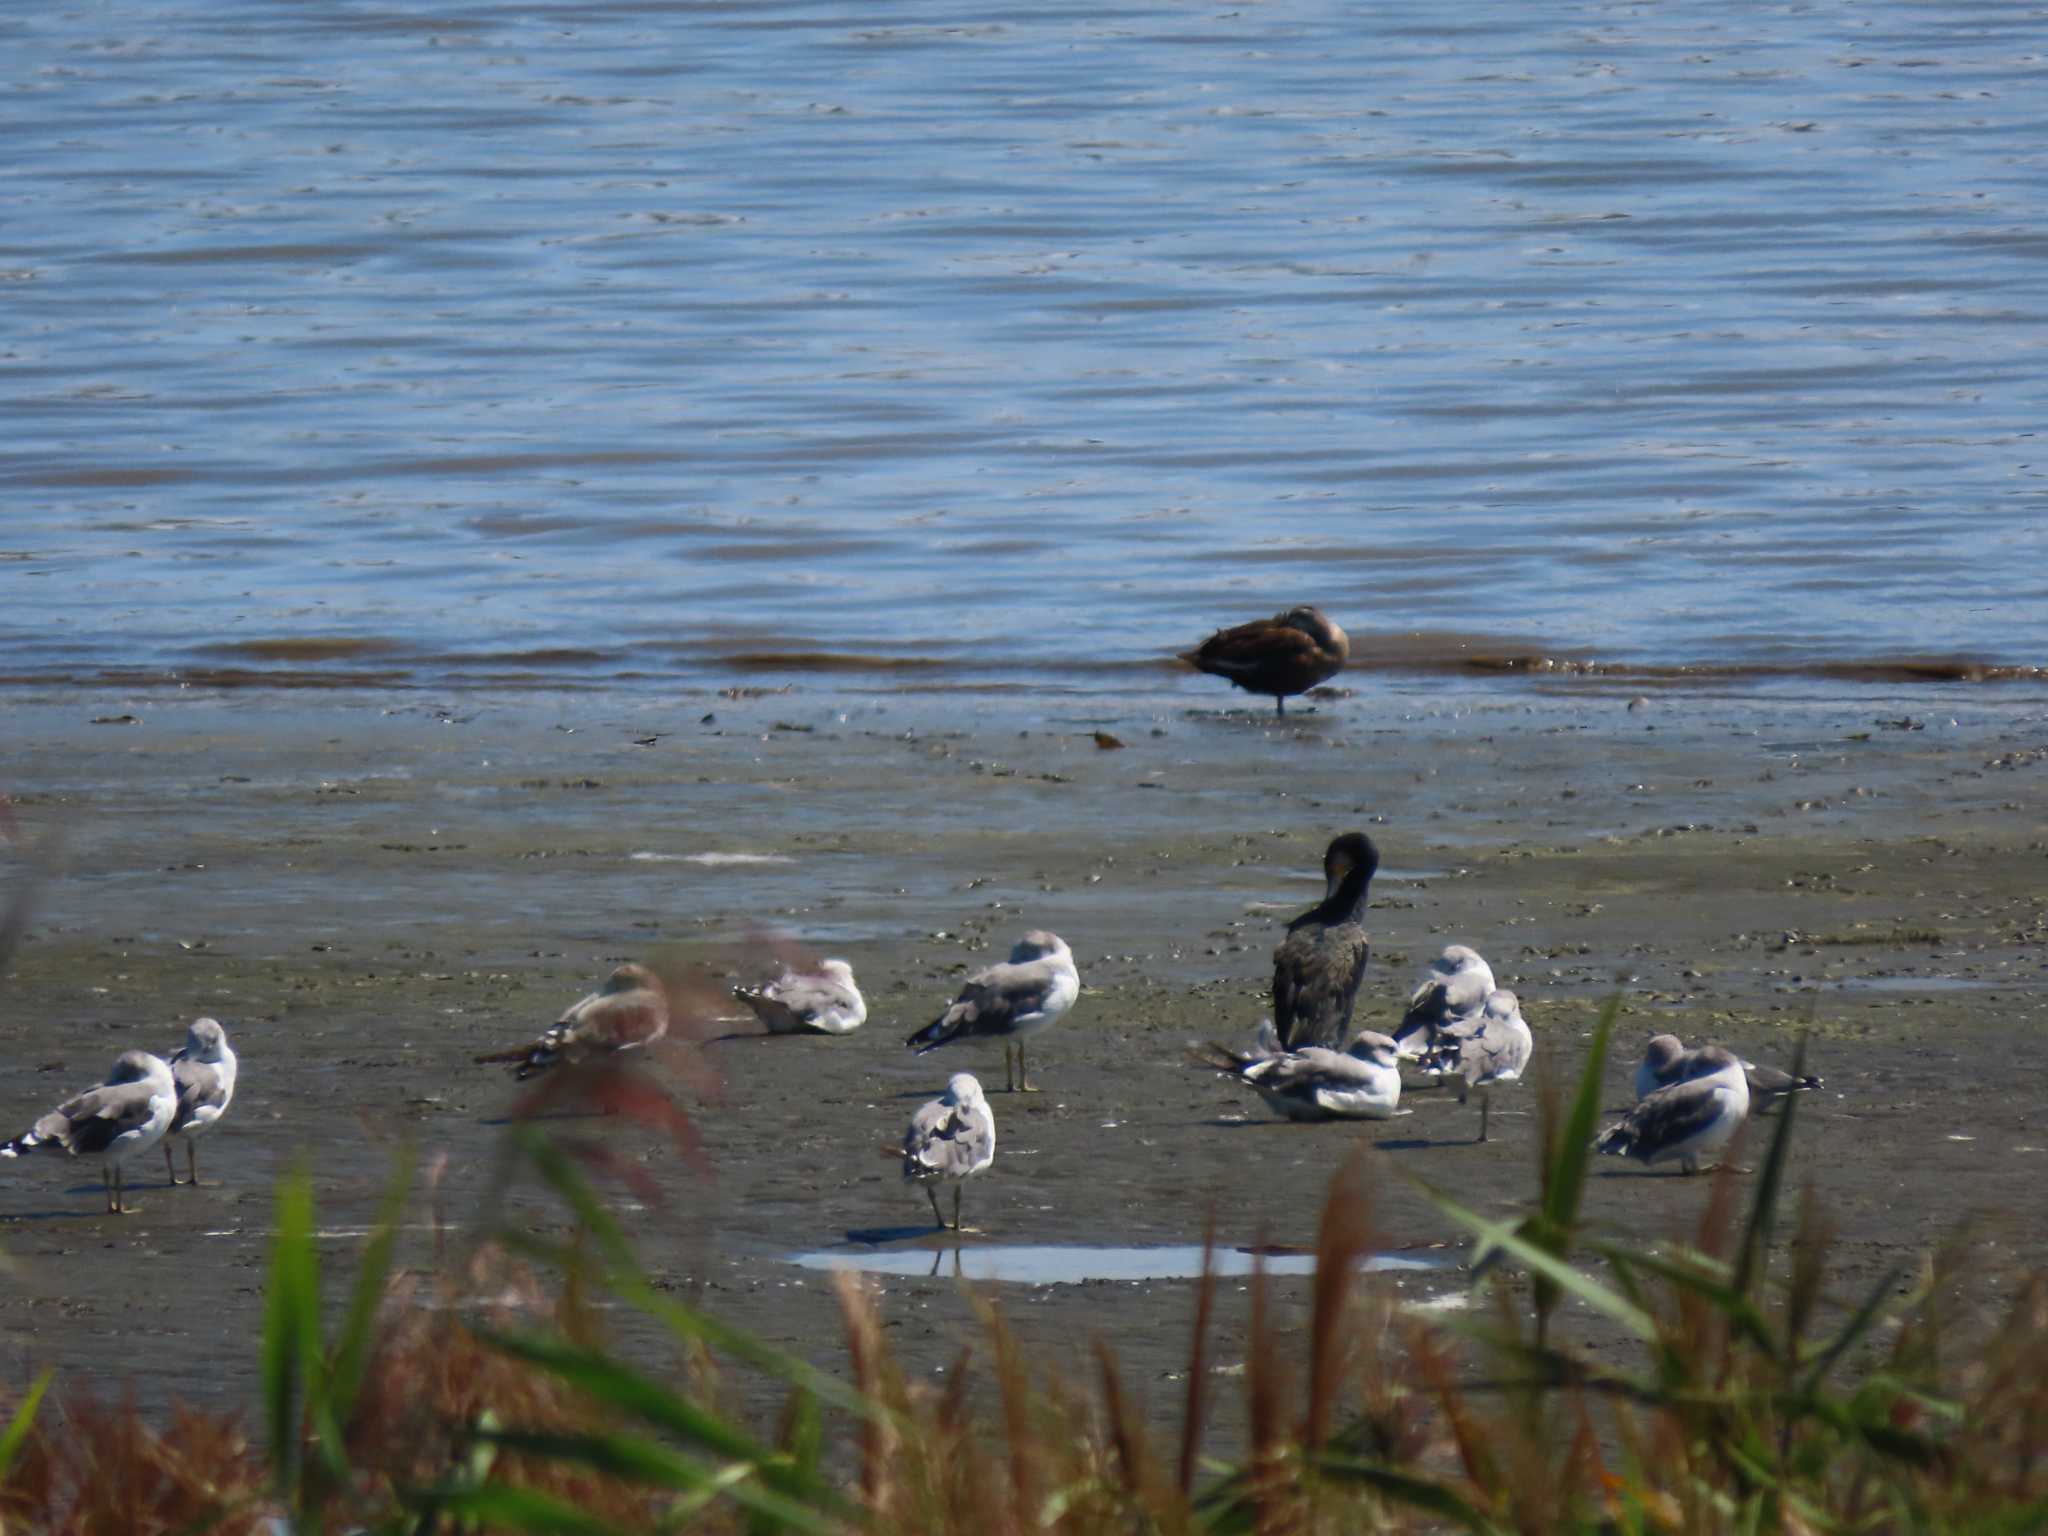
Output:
(733, 957), (866, 1036)
(1634, 1034), (1822, 1113)
(902, 1072), (996, 1231)
(164, 1017), (237, 1187)
(1271, 832), (1379, 1051)
(1197, 1025), (1404, 1122)
(1180, 605), (1350, 716)
(1392, 945), (1496, 1066)
(906, 931), (1078, 1093)
(1600, 1044), (1751, 1173)
(475, 962), (669, 1079)
(2, 1050), (178, 1213)
(1421, 991), (1532, 1142)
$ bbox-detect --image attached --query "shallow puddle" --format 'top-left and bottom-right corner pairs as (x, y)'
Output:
(788, 1243), (1457, 1284)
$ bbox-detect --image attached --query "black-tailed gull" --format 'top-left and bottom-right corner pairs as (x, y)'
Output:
(1634, 1033), (1821, 1113)
(1391, 944), (1495, 1065)
(2, 1050), (177, 1213)
(734, 958), (866, 1036)
(1199, 1025), (1403, 1122)
(1271, 832), (1378, 1050)
(902, 1072), (996, 1231)
(475, 963), (669, 1079)
(906, 931), (1078, 1093)
(1599, 1044), (1751, 1173)
(1419, 990), (1532, 1142)
(164, 1017), (237, 1187)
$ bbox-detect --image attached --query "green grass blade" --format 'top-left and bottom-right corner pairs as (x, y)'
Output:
(261, 1163), (323, 1508)
(1734, 1032), (1808, 1300)
(0, 1368), (52, 1484)
(1311, 1453), (1507, 1533)
(474, 1429), (843, 1535)
(1545, 991), (1621, 1242)
(1587, 1239), (1781, 1362)
(1418, 1182), (1657, 1341)
(1799, 1262), (1906, 1396)
(417, 1481), (641, 1535)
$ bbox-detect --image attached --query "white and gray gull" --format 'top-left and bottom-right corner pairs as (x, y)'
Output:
(164, 1017), (237, 1187)
(901, 1072), (996, 1231)
(1199, 1023), (1403, 1122)
(475, 962), (670, 1079)
(906, 931), (1078, 1093)
(734, 957), (866, 1036)
(1634, 1033), (1821, 1113)
(2, 1050), (178, 1213)
(1391, 944), (1496, 1066)
(1419, 989), (1533, 1142)
(1599, 1043), (1751, 1173)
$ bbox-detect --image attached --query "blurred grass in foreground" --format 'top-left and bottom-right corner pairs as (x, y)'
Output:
(2, 994), (2045, 1534)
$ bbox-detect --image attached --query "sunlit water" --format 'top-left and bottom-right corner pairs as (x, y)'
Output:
(4, 0), (2045, 700)
(790, 1242), (1455, 1284)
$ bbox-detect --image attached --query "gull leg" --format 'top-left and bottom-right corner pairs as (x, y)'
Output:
(953, 1186), (963, 1232)
(1017, 1042), (1040, 1093)
(165, 1141), (179, 1187)
(1477, 1092), (1491, 1143)
(103, 1167), (115, 1214)
(1275, 695), (1286, 718)
(926, 1185), (946, 1230)
(1003, 1045), (1016, 1094)
(188, 1142), (200, 1187)
(112, 1164), (130, 1215)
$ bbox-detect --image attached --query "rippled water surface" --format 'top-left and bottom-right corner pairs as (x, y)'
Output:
(5, 0), (2045, 696)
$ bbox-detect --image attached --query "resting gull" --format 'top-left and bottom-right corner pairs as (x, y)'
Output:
(1271, 832), (1378, 1050)
(906, 931), (1078, 1093)
(164, 1017), (237, 1187)
(1420, 990), (1532, 1142)
(475, 962), (669, 1079)
(1391, 944), (1496, 1066)
(1198, 1025), (1403, 1122)
(902, 1072), (996, 1231)
(2, 1050), (177, 1213)
(734, 957), (866, 1036)
(1598, 1044), (1751, 1173)
(1634, 1033), (1822, 1113)
(1180, 605), (1349, 716)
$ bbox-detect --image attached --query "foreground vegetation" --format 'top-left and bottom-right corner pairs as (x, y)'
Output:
(2, 1000), (2044, 1534)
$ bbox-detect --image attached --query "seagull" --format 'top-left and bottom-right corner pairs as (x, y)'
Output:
(1198, 1026), (1404, 1122)
(1598, 1045), (1751, 1173)
(475, 963), (669, 1079)
(733, 958), (866, 1036)
(906, 931), (1079, 1093)
(1271, 832), (1379, 1050)
(1391, 945), (1496, 1066)
(1634, 1033), (1822, 1113)
(1420, 990), (1532, 1142)
(902, 1072), (996, 1231)
(2, 1051), (177, 1213)
(1180, 605), (1350, 716)
(164, 1017), (237, 1187)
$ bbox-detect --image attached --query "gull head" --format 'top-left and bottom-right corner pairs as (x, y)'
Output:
(602, 963), (661, 996)
(1009, 931), (1070, 965)
(183, 1017), (229, 1060)
(944, 1073), (987, 1111)
(1644, 1034), (1685, 1075)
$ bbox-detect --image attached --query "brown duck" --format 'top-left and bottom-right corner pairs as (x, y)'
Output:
(1180, 605), (1349, 715)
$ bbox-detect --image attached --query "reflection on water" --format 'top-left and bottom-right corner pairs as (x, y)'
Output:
(789, 1243), (1455, 1284)
(3, 0), (2045, 698)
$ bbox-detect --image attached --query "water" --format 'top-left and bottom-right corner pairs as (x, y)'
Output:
(4, 0), (2046, 699)
(790, 1242), (1455, 1284)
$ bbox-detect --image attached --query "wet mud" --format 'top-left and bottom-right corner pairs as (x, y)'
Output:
(0, 683), (2044, 1436)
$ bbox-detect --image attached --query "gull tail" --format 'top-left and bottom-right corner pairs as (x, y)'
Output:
(905, 1010), (963, 1055)
(1593, 1120), (1635, 1158)
(1189, 1041), (1256, 1076)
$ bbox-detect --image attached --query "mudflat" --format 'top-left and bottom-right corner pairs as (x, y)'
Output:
(1, 681), (2043, 1433)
